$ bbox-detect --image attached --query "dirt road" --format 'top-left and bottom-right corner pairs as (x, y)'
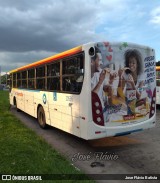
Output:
(11, 107), (160, 183)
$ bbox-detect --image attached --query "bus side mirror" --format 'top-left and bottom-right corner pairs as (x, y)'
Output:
(89, 47), (95, 57)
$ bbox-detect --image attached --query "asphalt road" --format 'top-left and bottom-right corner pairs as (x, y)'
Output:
(11, 106), (160, 183)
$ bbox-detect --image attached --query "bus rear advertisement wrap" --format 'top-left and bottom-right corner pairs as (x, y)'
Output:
(91, 42), (156, 126)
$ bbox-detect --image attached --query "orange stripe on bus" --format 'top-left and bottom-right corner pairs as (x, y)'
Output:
(9, 46), (82, 73)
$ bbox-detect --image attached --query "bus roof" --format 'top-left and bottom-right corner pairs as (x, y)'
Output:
(9, 45), (82, 74)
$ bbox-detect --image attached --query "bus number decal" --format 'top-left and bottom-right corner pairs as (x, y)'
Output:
(53, 92), (57, 101)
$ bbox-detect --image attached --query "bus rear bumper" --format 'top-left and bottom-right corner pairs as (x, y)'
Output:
(88, 115), (156, 140)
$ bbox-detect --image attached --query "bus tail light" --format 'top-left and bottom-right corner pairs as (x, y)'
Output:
(149, 87), (156, 118)
(92, 92), (104, 126)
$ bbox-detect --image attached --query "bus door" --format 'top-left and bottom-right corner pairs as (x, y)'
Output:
(58, 94), (80, 136)
(48, 92), (80, 137)
(60, 55), (84, 137)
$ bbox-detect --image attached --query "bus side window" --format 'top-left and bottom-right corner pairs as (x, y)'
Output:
(28, 69), (35, 89)
(63, 78), (71, 91)
(47, 62), (60, 91)
(62, 53), (84, 94)
(63, 76), (83, 93)
(36, 66), (45, 90)
(37, 78), (45, 90)
(17, 72), (21, 88)
(47, 77), (60, 91)
(22, 71), (27, 88)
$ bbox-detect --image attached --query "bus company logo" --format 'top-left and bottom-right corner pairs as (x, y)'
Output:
(42, 94), (47, 104)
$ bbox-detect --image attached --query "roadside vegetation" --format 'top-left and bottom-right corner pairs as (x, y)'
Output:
(0, 91), (94, 183)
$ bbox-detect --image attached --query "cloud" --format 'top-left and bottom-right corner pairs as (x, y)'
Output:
(150, 6), (160, 25)
(0, 0), (102, 71)
(0, 0), (159, 72)
(0, 0), (130, 53)
(0, 51), (55, 72)
(0, 0), (128, 72)
(0, 0), (103, 53)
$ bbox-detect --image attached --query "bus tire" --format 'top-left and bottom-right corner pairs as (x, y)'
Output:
(13, 97), (21, 112)
(37, 106), (47, 129)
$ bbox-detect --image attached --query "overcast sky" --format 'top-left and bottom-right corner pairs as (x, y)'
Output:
(0, 0), (160, 74)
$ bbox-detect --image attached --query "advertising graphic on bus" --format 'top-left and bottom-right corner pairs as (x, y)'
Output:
(9, 42), (156, 140)
(91, 42), (156, 127)
(156, 66), (160, 105)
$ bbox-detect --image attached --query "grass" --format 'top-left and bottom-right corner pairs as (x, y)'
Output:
(0, 91), (94, 183)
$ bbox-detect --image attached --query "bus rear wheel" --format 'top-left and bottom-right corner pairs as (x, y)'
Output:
(37, 106), (47, 129)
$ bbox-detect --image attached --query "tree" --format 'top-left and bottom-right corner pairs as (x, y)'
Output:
(1, 74), (8, 84)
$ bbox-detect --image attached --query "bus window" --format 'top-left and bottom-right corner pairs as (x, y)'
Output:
(47, 77), (60, 91)
(47, 62), (60, 76)
(22, 71), (27, 88)
(62, 54), (84, 93)
(36, 78), (45, 90)
(47, 62), (60, 91)
(36, 66), (45, 77)
(13, 73), (16, 88)
(28, 69), (35, 89)
(62, 55), (84, 75)
(28, 69), (35, 78)
(17, 72), (21, 88)
(36, 66), (45, 90)
(62, 75), (83, 93)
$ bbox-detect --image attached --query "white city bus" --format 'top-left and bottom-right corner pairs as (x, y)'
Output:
(9, 42), (156, 140)
(156, 66), (160, 105)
